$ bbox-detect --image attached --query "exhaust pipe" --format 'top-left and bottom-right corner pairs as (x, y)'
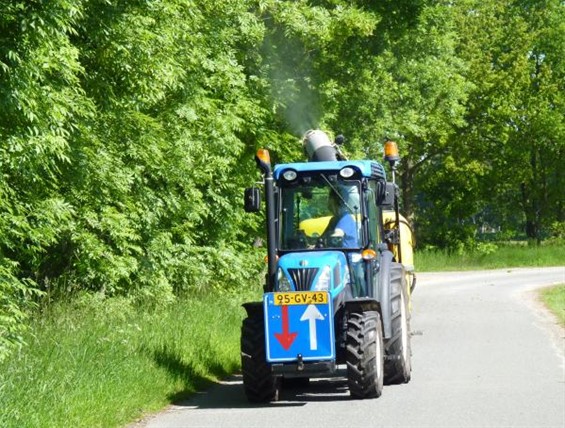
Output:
(302, 130), (347, 162)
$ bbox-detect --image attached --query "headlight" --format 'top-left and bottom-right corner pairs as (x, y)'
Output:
(339, 167), (355, 178)
(313, 265), (332, 291)
(277, 268), (292, 291)
(282, 169), (297, 181)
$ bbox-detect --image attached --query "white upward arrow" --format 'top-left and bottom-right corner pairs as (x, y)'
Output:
(300, 304), (325, 350)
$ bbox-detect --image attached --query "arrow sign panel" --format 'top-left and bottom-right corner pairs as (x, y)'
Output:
(264, 291), (335, 363)
(274, 305), (297, 349)
(300, 304), (324, 350)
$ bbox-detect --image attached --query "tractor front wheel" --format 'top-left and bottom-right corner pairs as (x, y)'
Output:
(346, 311), (384, 399)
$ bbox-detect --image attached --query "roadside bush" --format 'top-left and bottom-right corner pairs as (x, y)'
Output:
(547, 221), (565, 245)
(0, 260), (42, 363)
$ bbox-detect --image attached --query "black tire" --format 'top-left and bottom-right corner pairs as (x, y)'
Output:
(346, 311), (384, 399)
(384, 263), (412, 385)
(241, 314), (279, 402)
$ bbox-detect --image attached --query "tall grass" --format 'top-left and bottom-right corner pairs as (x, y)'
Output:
(415, 242), (565, 272)
(0, 287), (261, 428)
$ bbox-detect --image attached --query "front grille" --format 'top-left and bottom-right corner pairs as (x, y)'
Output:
(371, 162), (386, 180)
(288, 268), (319, 291)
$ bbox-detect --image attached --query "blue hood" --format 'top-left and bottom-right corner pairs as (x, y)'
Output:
(277, 251), (350, 299)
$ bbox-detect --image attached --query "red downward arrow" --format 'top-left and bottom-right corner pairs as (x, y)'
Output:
(274, 305), (297, 350)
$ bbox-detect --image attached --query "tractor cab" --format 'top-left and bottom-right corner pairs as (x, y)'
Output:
(278, 169), (363, 250)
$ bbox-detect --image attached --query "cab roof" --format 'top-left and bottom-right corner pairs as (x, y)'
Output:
(274, 160), (386, 181)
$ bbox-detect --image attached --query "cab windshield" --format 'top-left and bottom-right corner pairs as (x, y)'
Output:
(279, 178), (362, 250)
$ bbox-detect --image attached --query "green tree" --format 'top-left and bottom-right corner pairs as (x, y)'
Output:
(0, 0), (92, 358)
(453, 0), (565, 243)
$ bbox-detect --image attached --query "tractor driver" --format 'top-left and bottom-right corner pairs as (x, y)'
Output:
(321, 188), (359, 247)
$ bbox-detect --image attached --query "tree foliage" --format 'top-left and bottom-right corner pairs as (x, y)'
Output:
(0, 0), (563, 359)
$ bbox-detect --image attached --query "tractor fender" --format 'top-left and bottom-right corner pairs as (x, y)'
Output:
(344, 297), (381, 314)
(242, 301), (264, 317)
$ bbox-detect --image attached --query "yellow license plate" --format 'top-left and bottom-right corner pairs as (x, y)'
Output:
(273, 291), (328, 306)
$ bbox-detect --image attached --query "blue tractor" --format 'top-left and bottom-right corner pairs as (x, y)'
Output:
(241, 130), (415, 401)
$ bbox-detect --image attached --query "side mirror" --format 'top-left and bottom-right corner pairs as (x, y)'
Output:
(377, 182), (395, 207)
(244, 187), (261, 212)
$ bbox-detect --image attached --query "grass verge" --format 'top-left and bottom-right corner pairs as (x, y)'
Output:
(0, 288), (261, 428)
(540, 285), (565, 327)
(415, 242), (565, 272)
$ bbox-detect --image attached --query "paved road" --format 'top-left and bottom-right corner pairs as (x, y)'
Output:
(134, 267), (565, 428)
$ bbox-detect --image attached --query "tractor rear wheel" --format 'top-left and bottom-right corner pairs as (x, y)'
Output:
(241, 313), (279, 402)
(346, 311), (384, 399)
(384, 263), (412, 384)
